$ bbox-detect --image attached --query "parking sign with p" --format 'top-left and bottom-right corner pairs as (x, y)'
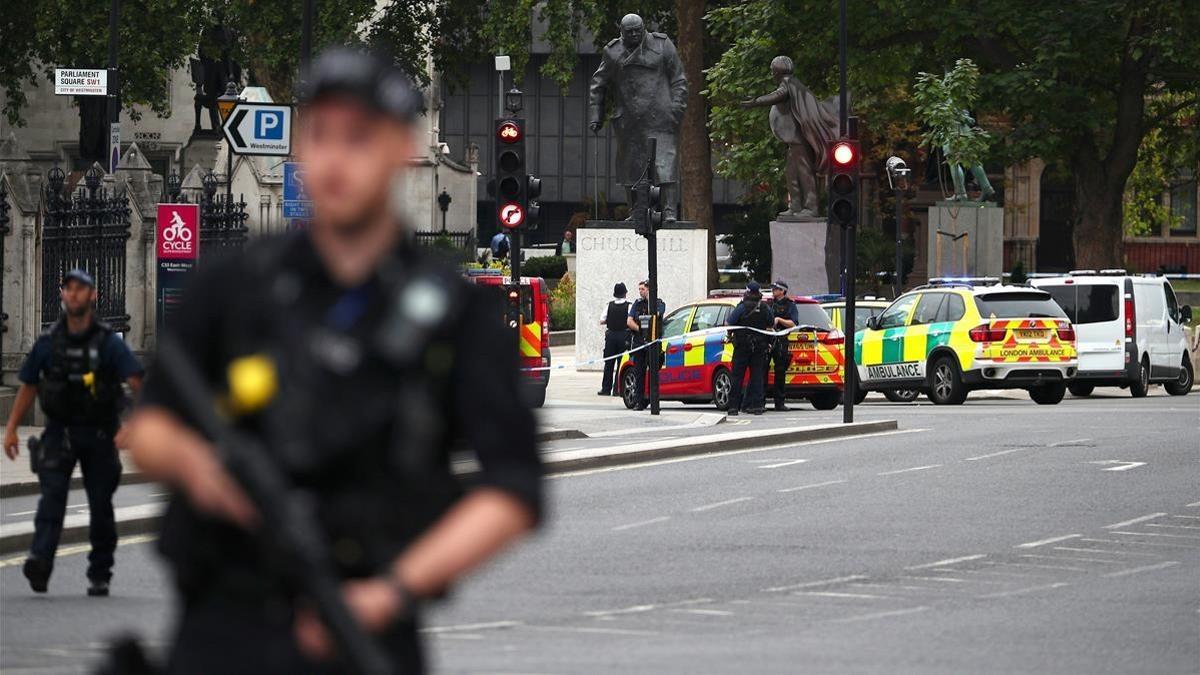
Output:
(223, 102), (293, 156)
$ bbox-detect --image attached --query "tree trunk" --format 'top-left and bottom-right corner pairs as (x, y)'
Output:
(1072, 163), (1126, 270)
(674, 0), (718, 290)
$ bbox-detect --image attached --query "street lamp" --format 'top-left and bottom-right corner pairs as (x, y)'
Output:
(437, 189), (452, 233)
(504, 87), (523, 116)
(217, 80), (243, 202)
(166, 170), (182, 202)
(885, 156), (911, 298)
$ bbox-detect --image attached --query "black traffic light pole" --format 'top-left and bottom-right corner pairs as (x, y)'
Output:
(107, 0), (120, 171)
(632, 139), (662, 415)
(837, 0), (858, 424)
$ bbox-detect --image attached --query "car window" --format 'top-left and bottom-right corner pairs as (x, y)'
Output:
(851, 307), (881, 332)
(974, 292), (1068, 319)
(795, 303), (833, 330)
(691, 304), (724, 332)
(877, 295), (918, 329)
(1041, 283), (1119, 324)
(911, 293), (945, 326)
(661, 308), (692, 339)
(1164, 282), (1180, 323)
(937, 294), (965, 322)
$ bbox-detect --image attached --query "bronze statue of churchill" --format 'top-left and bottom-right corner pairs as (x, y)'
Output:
(588, 14), (688, 222)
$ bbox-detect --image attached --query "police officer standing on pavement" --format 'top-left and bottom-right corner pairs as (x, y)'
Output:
(725, 282), (772, 416)
(627, 279), (665, 410)
(768, 281), (800, 411)
(125, 48), (542, 674)
(598, 282), (631, 396)
(3, 269), (144, 596)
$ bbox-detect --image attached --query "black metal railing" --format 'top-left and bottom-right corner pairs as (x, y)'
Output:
(198, 171), (248, 256)
(1, 179), (11, 336)
(414, 230), (473, 251)
(41, 167), (131, 331)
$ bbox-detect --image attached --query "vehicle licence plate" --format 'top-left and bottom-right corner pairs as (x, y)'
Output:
(1015, 329), (1045, 340)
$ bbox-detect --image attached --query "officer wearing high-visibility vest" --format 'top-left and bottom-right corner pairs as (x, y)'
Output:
(725, 281), (773, 415)
(768, 280), (800, 411)
(627, 280), (665, 411)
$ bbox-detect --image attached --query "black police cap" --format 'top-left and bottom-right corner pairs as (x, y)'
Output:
(298, 48), (422, 122)
(62, 269), (95, 288)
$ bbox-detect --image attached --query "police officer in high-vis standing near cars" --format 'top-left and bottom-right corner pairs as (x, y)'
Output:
(4, 269), (144, 596)
(768, 281), (800, 411)
(125, 48), (542, 674)
(627, 280), (666, 410)
(726, 282), (773, 415)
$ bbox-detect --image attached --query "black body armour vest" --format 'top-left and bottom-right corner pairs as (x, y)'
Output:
(37, 320), (122, 426)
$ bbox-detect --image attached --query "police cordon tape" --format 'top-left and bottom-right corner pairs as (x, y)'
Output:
(520, 325), (831, 372)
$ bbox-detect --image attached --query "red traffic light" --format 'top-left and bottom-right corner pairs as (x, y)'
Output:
(831, 141), (856, 167)
(497, 121), (522, 144)
(499, 202), (525, 229)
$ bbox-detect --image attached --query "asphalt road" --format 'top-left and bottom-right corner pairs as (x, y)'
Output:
(2, 392), (1197, 674)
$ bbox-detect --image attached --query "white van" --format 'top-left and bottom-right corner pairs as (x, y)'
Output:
(1031, 272), (1192, 397)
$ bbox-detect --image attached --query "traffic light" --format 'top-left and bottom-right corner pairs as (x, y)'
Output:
(495, 118), (526, 230)
(525, 174), (541, 230)
(631, 181), (663, 237)
(827, 138), (860, 228)
(505, 285), (522, 328)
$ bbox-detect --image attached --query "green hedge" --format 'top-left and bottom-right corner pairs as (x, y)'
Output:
(523, 255), (568, 280)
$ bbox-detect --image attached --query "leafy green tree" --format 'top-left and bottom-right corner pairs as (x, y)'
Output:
(707, 0), (1200, 269)
(912, 58), (989, 171)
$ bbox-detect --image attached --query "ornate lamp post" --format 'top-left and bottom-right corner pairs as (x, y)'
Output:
(504, 87), (523, 116)
(166, 170), (182, 202)
(217, 81), (243, 202)
(437, 189), (452, 233)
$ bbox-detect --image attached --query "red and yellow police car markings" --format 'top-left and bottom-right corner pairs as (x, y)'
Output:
(683, 334), (709, 367)
(519, 322), (542, 358)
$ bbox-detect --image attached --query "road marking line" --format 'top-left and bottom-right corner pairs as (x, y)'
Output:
(1146, 523), (1200, 530)
(901, 575), (968, 583)
(1103, 513), (1166, 529)
(4, 509), (37, 517)
(1020, 554), (1123, 565)
(1110, 530), (1200, 540)
(0, 534), (156, 567)
(831, 606), (929, 623)
(851, 582), (944, 592)
(551, 428), (929, 478)
(690, 497), (753, 512)
(905, 554), (987, 570)
(964, 448), (1031, 461)
(934, 568), (1039, 578)
(1080, 538), (1200, 550)
(1103, 561), (1180, 578)
(1015, 534), (1080, 548)
(669, 608), (734, 616)
(1049, 438), (1090, 446)
(1054, 546), (1160, 558)
(423, 621), (522, 633)
(778, 479), (846, 493)
(584, 604), (657, 617)
(794, 591), (893, 600)
(526, 625), (660, 636)
(763, 574), (867, 593)
(982, 561), (1087, 572)
(612, 516), (670, 532)
(1185, 501), (1200, 507)
(978, 582), (1069, 599)
(877, 464), (942, 476)
(757, 459), (810, 469)
(1169, 515), (1200, 520)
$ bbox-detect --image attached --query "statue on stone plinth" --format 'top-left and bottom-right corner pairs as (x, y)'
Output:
(914, 58), (995, 202)
(190, 23), (241, 138)
(588, 14), (687, 222)
(740, 56), (840, 221)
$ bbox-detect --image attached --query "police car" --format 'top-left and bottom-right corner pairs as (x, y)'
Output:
(822, 297), (920, 403)
(855, 280), (1079, 404)
(617, 292), (845, 410)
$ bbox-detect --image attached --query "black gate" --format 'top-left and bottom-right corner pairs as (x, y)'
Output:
(198, 171), (248, 255)
(41, 167), (131, 331)
(1, 180), (10, 336)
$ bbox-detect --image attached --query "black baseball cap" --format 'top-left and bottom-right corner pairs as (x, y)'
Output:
(771, 280), (789, 291)
(298, 48), (422, 122)
(62, 269), (95, 288)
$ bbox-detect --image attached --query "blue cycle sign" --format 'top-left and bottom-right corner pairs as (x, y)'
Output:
(222, 102), (293, 156)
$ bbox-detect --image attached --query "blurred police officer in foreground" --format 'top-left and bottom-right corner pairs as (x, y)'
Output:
(626, 280), (665, 410)
(725, 282), (772, 416)
(126, 48), (542, 674)
(768, 281), (799, 411)
(598, 282), (631, 396)
(3, 269), (144, 596)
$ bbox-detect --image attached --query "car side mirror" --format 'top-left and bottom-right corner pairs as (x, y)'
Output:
(1182, 305), (1192, 323)
(866, 316), (880, 331)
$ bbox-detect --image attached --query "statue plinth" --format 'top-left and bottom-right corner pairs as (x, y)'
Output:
(769, 217), (841, 295)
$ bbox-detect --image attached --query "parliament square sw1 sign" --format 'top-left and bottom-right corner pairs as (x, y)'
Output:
(55, 69), (107, 96)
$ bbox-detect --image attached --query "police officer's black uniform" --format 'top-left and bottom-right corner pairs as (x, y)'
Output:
(138, 52), (543, 675)
(599, 284), (631, 396)
(627, 289), (665, 410)
(726, 284), (772, 415)
(17, 270), (143, 595)
(769, 285), (801, 410)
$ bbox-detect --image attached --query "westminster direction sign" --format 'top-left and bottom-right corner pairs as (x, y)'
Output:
(222, 102), (293, 156)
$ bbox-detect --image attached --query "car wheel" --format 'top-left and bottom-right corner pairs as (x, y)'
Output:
(809, 391), (840, 410)
(1164, 356), (1193, 396)
(1067, 383), (1094, 397)
(1029, 382), (1066, 405)
(1129, 357), (1150, 398)
(528, 386), (547, 408)
(928, 356), (967, 405)
(620, 368), (639, 409)
(712, 369), (733, 411)
(883, 389), (920, 403)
